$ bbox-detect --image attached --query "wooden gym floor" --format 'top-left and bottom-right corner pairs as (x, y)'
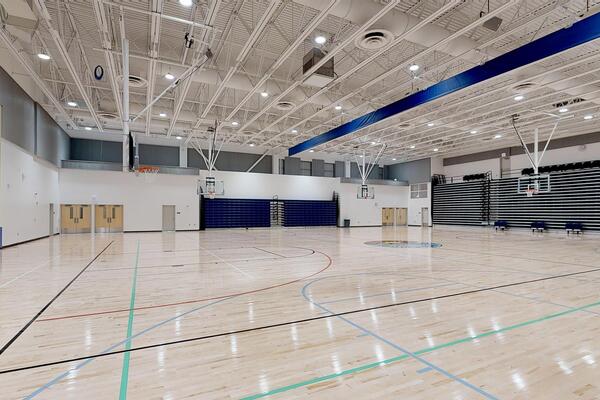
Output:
(1, 226), (600, 399)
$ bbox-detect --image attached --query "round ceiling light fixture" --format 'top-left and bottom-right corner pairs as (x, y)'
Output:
(67, 101), (78, 107)
(409, 64), (420, 72)
(314, 35), (327, 45)
(231, 121), (239, 126)
(37, 53), (51, 60)
(514, 95), (525, 101)
(260, 91), (269, 98)
(334, 105), (342, 110)
(559, 107), (569, 113)
(84, 127), (92, 131)
(164, 73), (175, 80)
(179, 0), (193, 7)
(584, 115), (594, 120)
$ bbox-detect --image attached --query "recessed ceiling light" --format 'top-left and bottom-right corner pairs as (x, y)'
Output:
(260, 91), (269, 98)
(409, 64), (420, 72)
(334, 105), (342, 110)
(584, 115), (594, 120)
(359, 155), (363, 158)
(291, 129), (298, 133)
(410, 145), (415, 149)
(494, 134), (502, 139)
(37, 53), (51, 60)
(309, 149), (314, 153)
(231, 121), (239, 126)
(314, 35), (326, 44)
(559, 107), (569, 113)
(433, 148), (439, 152)
(514, 95), (525, 101)
(470, 130), (478, 134)
(249, 143), (255, 147)
(371, 141), (377, 145)
(176, 136), (182, 140)
(67, 101), (78, 107)
(164, 73), (175, 80)
(179, 0), (193, 6)
(392, 158), (397, 161)
(84, 127), (92, 131)
(427, 122), (435, 127)
(159, 112), (167, 117)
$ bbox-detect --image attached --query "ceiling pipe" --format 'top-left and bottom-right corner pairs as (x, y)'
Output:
(198, 0), (283, 121)
(223, 0), (340, 122)
(145, 0), (163, 136)
(167, 0), (221, 137)
(237, 0), (404, 143)
(259, 0), (465, 147)
(93, 0), (123, 125)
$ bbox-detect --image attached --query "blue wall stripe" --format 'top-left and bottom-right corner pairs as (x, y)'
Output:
(288, 11), (600, 155)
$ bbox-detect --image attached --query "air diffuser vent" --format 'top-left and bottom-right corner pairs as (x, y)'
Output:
(355, 29), (393, 50)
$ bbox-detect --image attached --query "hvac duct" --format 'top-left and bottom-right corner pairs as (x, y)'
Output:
(293, 0), (600, 105)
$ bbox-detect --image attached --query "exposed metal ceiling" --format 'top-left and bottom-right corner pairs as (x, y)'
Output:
(2, 0), (600, 163)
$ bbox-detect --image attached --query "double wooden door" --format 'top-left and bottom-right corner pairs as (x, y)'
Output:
(61, 204), (91, 233)
(95, 205), (124, 233)
(382, 208), (408, 226)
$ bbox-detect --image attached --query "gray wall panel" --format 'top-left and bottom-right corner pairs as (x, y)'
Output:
(35, 104), (70, 166)
(351, 162), (383, 179)
(70, 138), (122, 163)
(140, 143), (179, 166)
(312, 159), (324, 176)
(283, 157), (301, 175)
(0, 67), (36, 152)
(386, 158), (431, 183)
(334, 161), (345, 177)
(188, 149), (272, 173)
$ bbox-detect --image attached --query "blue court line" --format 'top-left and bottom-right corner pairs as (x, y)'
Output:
(300, 277), (500, 400)
(319, 283), (458, 305)
(417, 366), (433, 374)
(24, 296), (232, 399)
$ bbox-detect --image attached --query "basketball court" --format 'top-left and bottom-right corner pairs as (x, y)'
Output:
(2, 1), (600, 399)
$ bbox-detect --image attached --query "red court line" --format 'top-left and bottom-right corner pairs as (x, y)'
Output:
(37, 249), (332, 322)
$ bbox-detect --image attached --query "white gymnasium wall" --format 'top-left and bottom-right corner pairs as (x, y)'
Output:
(511, 142), (600, 170)
(408, 183), (432, 226)
(59, 169), (409, 230)
(202, 170), (337, 200)
(59, 169), (200, 231)
(0, 139), (60, 246)
(444, 158), (501, 179)
(338, 184), (409, 227)
(443, 141), (600, 177)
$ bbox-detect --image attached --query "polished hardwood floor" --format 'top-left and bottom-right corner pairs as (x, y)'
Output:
(1, 226), (600, 399)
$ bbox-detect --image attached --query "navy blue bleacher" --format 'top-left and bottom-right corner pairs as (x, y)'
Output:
(204, 198), (270, 228)
(531, 221), (546, 232)
(283, 200), (337, 227)
(494, 220), (508, 230)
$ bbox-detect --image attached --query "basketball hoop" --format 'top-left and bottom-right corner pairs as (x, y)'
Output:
(525, 187), (537, 197)
(135, 166), (159, 182)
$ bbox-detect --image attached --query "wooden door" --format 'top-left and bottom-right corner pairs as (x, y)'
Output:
(421, 207), (429, 227)
(382, 208), (394, 226)
(61, 205), (77, 233)
(95, 205), (110, 233)
(110, 205), (124, 232)
(77, 205), (91, 233)
(395, 208), (407, 226)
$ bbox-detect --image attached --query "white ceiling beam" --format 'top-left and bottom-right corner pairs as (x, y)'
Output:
(0, 28), (76, 127)
(33, 0), (104, 131)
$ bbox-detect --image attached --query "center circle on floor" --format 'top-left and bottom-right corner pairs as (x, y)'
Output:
(364, 240), (442, 248)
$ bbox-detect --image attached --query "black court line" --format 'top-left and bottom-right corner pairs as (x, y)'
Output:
(3, 263), (600, 375)
(0, 241), (114, 357)
(253, 247), (285, 258)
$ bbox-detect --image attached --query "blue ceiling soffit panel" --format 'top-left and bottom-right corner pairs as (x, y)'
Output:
(288, 12), (600, 156)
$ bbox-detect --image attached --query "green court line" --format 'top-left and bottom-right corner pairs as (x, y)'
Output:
(119, 241), (141, 400)
(240, 299), (600, 399)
